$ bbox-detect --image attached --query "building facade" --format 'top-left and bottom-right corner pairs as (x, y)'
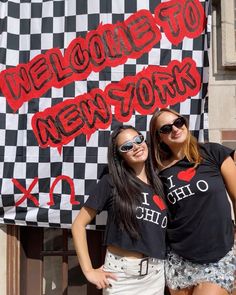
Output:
(0, 0), (235, 294)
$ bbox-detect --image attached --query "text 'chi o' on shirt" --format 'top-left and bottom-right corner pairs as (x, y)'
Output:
(84, 174), (167, 259)
(159, 142), (234, 264)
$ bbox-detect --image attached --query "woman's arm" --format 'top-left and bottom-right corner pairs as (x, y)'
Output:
(221, 156), (236, 220)
(71, 206), (116, 289)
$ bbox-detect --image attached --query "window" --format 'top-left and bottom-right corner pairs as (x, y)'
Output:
(8, 226), (106, 295)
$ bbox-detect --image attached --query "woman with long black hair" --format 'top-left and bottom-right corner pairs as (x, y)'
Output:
(72, 125), (167, 294)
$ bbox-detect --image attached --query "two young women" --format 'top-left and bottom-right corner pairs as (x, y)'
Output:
(72, 108), (236, 295)
(72, 125), (167, 295)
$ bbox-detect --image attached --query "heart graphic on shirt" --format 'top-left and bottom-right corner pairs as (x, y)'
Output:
(153, 195), (166, 211)
(177, 168), (196, 182)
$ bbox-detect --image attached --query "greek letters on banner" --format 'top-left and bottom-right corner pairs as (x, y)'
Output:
(0, 0), (211, 229)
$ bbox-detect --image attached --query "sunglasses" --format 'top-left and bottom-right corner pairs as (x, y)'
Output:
(158, 117), (186, 134)
(118, 134), (145, 153)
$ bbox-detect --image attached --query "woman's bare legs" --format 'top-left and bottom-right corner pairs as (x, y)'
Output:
(193, 282), (229, 295)
(168, 287), (194, 295)
(168, 282), (228, 295)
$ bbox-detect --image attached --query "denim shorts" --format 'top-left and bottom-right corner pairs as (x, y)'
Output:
(165, 249), (236, 293)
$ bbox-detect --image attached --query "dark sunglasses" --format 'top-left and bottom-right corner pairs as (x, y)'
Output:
(158, 116), (186, 134)
(118, 134), (145, 153)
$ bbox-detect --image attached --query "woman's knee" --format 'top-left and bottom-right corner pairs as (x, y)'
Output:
(193, 282), (229, 295)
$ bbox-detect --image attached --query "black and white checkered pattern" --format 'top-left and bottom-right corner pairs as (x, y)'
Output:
(0, 0), (211, 229)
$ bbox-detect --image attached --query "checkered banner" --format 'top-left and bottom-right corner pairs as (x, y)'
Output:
(0, 0), (211, 229)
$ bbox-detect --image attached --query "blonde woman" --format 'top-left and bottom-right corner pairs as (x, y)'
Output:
(149, 108), (236, 295)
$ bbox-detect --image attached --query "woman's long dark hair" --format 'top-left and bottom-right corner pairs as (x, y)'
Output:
(108, 125), (165, 240)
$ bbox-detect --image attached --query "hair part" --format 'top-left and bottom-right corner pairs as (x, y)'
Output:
(149, 108), (202, 169)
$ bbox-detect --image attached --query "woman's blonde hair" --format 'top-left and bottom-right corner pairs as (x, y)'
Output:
(149, 108), (202, 169)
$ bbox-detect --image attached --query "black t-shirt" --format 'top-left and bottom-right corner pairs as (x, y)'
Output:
(84, 174), (167, 259)
(159, 142), (234, 263)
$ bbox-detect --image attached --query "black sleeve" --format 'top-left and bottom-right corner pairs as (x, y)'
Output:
(84, 174), (113, 213)
(204, 142), (235, 167)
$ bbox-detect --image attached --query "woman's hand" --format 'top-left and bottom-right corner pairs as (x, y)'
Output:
(84, 266), (117, 289)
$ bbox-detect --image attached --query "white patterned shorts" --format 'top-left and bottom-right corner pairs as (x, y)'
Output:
(103, 250), (165, 295)
(165, 249), (236, 293)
